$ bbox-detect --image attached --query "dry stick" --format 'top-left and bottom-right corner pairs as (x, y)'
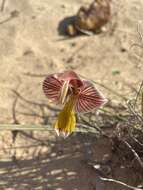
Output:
(11, 89), (60, 112)
(131, 135), (143, 147)
(122, 140), (143, 169)
(12, 95), (19, 124)
(127, 100), (143, 123)
(11, 96), (19, 143)
(100, 177), (142, 190)
(11, 89), (48, 107)
(11, 79), (22, 143)
(79, 115), (102, 133)
(0, 124), (98, 134)
(16, 110), (44, 118)
(134, 81), (143, 110)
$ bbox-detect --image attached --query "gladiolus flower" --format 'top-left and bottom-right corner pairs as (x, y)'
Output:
(43, 71), (107, 137)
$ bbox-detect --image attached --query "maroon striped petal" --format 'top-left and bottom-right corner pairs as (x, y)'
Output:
(43, 74), (63, 102)
(58, 71), (83, 88)
(75, 80), (107, 113)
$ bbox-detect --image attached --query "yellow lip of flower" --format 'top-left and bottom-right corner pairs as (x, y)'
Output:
(54, 95), (76, 137)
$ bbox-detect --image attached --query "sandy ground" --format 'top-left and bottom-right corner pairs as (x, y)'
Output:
(0, 0), (143, 189)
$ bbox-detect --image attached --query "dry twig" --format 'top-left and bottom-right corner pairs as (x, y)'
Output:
(122, 140), (143, 169)
(100, 177), (142, 190)
(131, 135), (143, 147)
(134, 81), (143, 110)
(127, 100), (143, 123)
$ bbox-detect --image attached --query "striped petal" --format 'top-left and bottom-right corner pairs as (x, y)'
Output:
(43, 71), (83, 103)
(58, 71), (83, 88)
(75, 80), (107, 113)
(43, 74), (63, 102)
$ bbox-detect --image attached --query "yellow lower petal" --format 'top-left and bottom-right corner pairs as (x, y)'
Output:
(55, 110), (76, 134)
(54, 96), (76, 136)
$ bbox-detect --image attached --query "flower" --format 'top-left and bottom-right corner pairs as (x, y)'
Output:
(43, 70), (107, 137)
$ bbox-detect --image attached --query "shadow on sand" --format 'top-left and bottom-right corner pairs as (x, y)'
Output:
(0, 133), (98, 190)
